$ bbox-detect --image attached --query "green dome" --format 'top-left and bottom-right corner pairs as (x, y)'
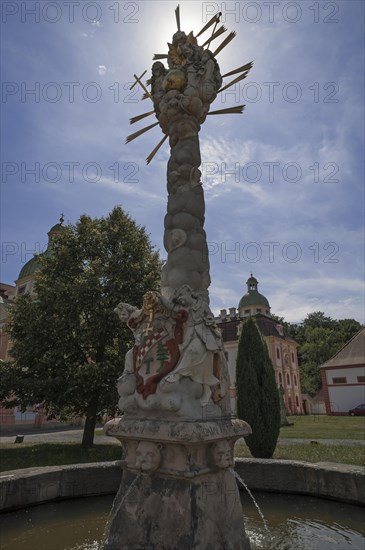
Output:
(239, 290), (270, 308)
(48, 222), (64, 234)
(238, 274), (270, 310)
(18, 255), (42, 279)
(17, 216), (65, 281)
(47, 215), (65, 238)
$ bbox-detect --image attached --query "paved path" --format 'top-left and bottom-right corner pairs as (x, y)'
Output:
(277, 437), (365, 447)
(0, 429), (119, 445)
(0, 429), (364, 447)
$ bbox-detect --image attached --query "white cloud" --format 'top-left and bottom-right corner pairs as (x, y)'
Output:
(98, 65), (107, 76)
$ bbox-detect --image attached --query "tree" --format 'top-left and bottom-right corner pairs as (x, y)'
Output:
(0, 207), (161, 448)
(236, 316), (280, 458)
(156, 341), (169, 373)
(292, 312), (362, 396)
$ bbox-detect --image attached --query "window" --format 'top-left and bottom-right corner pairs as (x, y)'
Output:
(276, 348), (280, 359)
(357, 376), (365, 383)
(286, 374), (290, 385)
(278, 372), (282, 384)
(256, 308), (262, 313)
(245, 309), (250, 314)
(294, 375), (297, 386)
(224, 351), (229, 360)
(332, 377), (347, 384)
(295, 395), (299, 407)
(291, 352), (295, 362)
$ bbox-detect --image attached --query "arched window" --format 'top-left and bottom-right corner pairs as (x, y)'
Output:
(294, 375), (297, 386)
(276, 348), (280, 359)
(295, 395), (299, 407)
(286, 373), (290, 386)
(291, 352), (295, 362)
(278, 372), (282, 384)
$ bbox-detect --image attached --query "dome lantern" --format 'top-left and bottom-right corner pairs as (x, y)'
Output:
(238, 273), (271, 319)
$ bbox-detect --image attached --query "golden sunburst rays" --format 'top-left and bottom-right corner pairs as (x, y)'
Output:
(218, 71), (250, 94)
(146, 134), (168, 165)
(125, 122), (159, 144)
(130, 72), (151, 99)
(153, 54), (168, 60)
(222, 62), (254, 78)
(213, 30), (237, 56)
(130, 110), (155, 125)
(175, 4), (181, 31)
(208, 105), (245, 116)
(205, 13), (222, 49)
(130, 70), (146, 90)
(201, 25), (227, 48)
(125, 7), (253, 164)
(196, 12), (221, 38)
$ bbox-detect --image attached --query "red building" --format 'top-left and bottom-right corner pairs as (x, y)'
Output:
(215, 275), (304, 415)
(0, 217), (66, 427)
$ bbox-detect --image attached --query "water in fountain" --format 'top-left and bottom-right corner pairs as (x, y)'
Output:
(101, 473), (141, 548)
(1, 492), (364, 549)
(230, 468), (271, 537)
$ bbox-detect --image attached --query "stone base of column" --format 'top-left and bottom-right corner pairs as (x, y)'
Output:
(102, 417), (251, 550)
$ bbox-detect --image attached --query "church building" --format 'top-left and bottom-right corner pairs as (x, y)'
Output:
(215, 275), (304, 415)
(0, 216), (66, 425)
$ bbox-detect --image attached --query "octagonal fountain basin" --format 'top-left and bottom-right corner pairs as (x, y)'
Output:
(0, 492), (364, 550)
(0, 460), (364, 550)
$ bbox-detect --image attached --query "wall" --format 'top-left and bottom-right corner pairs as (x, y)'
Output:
(323, 365), (365, 414)
(1, 459), (364, 512)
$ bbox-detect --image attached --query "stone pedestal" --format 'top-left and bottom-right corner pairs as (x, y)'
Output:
(103, 417), (251, 550)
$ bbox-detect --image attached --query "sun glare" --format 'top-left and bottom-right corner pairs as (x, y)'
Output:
(149, 3), (219, 53)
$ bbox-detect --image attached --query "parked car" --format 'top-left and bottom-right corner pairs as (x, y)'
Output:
(348, 404), (365, 416)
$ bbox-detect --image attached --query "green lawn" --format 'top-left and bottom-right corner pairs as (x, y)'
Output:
(0, 417), (363, 473)
(0, 443), (122, 473)
(280, 415), (365, 440)
(0, 437), (364, 472)
(234, 443), (365, 466)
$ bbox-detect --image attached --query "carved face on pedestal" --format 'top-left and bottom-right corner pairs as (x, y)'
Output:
(135, 441), (162, 472)
(212, 440), (233, 469)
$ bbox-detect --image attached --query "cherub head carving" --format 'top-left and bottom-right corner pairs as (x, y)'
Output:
(211, 440), (233, 469)
(135, 441), (163, 472)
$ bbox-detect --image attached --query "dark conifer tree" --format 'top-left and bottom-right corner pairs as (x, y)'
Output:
(236, 316), (280, 458)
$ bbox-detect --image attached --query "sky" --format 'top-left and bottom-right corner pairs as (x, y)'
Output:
(1, 0), (364, 323)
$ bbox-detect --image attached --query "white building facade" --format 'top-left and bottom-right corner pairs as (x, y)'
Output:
(321, 328), (365, 415)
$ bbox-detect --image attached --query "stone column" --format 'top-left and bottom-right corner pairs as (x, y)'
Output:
(103, 26), (252, 550)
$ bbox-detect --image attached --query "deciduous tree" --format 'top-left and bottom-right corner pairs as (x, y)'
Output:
(0, 207), (161, 447)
